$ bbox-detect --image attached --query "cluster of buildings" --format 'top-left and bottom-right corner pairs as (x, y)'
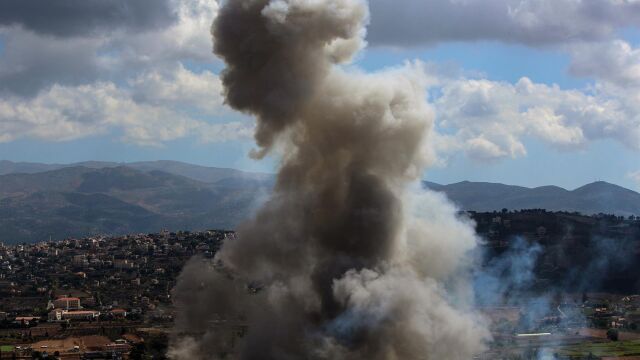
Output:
(0, 229), (231, 358)
(48, 296), (100, 322)
(0, 211), (639, 358)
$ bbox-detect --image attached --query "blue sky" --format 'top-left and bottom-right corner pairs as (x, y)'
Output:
(0, 0), (639, 190)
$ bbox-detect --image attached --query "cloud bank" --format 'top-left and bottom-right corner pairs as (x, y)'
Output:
(363, 0), (640, 162)
(367, 0), (640, 47)
(0, 0), (253, 146)
(0, 0), (638, 161)
(430, 73), (640, 161)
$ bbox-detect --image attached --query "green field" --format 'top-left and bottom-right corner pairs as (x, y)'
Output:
(0, 345), (14, 352)
(554, 340), (640, 357)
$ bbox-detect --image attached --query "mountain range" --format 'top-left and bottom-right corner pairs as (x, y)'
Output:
(424, 180), (640, 217)
(0, 161), (273, 244)
(0, 160), (638, 243)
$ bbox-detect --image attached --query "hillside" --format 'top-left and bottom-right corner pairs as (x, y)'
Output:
(424, 180), (640, 216)
(0, 166), (272, 243)
(0, 160), (638, 243)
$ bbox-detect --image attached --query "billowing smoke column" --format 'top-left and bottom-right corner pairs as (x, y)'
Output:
(169, 0), (489, 358)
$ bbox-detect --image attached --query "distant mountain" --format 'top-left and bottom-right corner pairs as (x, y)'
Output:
(0, 160), (62, 175)
(0, 160), (271, 184)
(0, 160), (638, 243)
(126, 160), (271, 184)
(0, 166), (272, 244)
(423, 180), (640, 216)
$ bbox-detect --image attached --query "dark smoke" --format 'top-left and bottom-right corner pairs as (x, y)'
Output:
(170, 1), (488, 358)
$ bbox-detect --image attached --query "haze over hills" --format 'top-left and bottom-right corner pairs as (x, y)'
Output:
(0, 160), (638, 243)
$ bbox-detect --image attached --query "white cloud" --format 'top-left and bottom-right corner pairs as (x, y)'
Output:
(0, 0), (250, 147)
(430, 72), (639, 161)
(0, 0), (219, 97)
(129, 64), (224, 116)
(1, 0), (639, 160)
(569, 39), (640, 88)
(0, 68), (252, 147)
(107, 0), (219, 71)
(0, 14), (216, 93)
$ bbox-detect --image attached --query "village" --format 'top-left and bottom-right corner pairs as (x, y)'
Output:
(0, 212), (639, 359)
(0, 229), (230, 359)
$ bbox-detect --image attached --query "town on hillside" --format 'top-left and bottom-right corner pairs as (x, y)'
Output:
(0, 211), (639, 359)
(0, 229), (229, 359)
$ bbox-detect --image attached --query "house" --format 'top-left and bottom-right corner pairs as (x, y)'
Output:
(48, 309), (100, 321)
(53, 297), (81, 310)
(64, 310), (100, 320)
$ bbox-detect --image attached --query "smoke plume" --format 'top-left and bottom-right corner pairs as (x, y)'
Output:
(170, 0), (489, 358)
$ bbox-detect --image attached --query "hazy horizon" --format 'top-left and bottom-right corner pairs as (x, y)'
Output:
(1, 157), (637, 192)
